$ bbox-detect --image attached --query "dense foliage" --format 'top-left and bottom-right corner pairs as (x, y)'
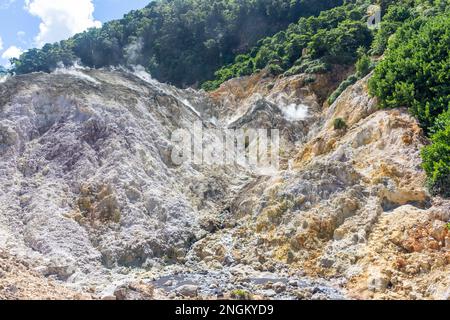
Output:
(369, 1), (450, 196)
(202, 1), (373, 90)
(369, 14), (450, 130)
(421, 123), (450, 197)
(421, 109), (450, 197)
(9, 0), (343, 87)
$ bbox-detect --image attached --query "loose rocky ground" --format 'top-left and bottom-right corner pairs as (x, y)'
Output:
(0, 250), (90, 300)
(0, 66), (448, 300)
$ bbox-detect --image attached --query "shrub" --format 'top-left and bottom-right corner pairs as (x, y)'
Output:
(304, 75), (316, 84)
(421, 126), (450, 197)
(309, 20), (372, 65)
(355, 49), (372, 78)
(267, 64), (284, 76)
(230, 289), (252, 300)
(333, 118), (347, 130)
(328, 74), (358, 104)
(201, 80), (220, 91)
(299, 59), (330, 74)
(284, 65), (303, 77)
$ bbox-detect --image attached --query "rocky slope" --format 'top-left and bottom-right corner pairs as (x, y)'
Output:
(0, 66), (448, 300)
(207, 72), (450, 300)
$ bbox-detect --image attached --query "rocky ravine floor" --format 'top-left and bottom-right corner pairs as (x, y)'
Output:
(0, 67), (448, 300)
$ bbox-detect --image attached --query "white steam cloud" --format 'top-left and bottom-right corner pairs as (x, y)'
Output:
(280, 103), (309, 121)
(124, 38), (144, 65)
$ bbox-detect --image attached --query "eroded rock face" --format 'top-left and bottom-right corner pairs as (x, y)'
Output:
(190, 73), (449, 300)
(0, 67), (448, 300)
(0, 69), (237, 283)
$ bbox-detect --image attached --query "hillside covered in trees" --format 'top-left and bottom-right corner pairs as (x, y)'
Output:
(201, 1), (373, 91)
(9, 0), (343, 87)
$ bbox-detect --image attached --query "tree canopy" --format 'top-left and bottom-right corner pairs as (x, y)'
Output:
(9, 0), (344, 87)
(202, 1), (373, 90)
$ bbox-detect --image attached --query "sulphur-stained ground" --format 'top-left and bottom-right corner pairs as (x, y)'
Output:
(194, 72), (450, 300)
(0, 67), (448, 300)
(347, 203), (449, 300)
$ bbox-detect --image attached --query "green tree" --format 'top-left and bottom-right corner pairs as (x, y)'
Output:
(355, 48), (371, 78)
(369, 14), (450, 130)
(421, 125), (450, 197)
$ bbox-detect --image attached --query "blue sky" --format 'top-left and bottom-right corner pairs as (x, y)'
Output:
(0, 0), (150, 66)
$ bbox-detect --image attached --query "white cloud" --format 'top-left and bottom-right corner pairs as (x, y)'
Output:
(0, 36), (3, 51)
(0, 0), (17, 10)
(25, 0), (102, 47)
(1, 46), (23, 60)
(17, 31), (26, 38)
